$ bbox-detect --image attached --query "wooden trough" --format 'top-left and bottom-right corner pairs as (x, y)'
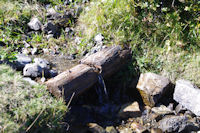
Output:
(46, 46), (131, 100)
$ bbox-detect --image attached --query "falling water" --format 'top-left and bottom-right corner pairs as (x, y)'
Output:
(95, 74), (109, 104)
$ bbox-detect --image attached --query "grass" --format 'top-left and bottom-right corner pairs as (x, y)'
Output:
(78, 0), (200, 85)
(0, 64), (67, 133)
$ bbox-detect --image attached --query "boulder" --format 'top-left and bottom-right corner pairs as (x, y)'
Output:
(136, 73), (172, 107)
(23, 63), (42, 78)
(173, 79), (200, 116)
(28, 17), (42, 31)
(118, 102), (141, 118)
(15, 54), (32, 70)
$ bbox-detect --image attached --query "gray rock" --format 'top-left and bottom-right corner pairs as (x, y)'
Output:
(33, 58), (50, 69)
(136, 73), (172, 107)
(23, 63), (42, 78)
(158, 115), (199, 132)
(15, 54), (32, 70)
(94, 33), (104, 44)
(23, 77), (38, 86)
(174, 80), (200, 116)
(28, 17), (42, 31)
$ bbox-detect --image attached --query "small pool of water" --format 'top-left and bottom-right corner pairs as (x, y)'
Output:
(31, 54), (79, 73)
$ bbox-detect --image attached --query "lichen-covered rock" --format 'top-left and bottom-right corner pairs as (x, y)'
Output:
(173, 79), (200, 116)
(136, 73), (171, 107)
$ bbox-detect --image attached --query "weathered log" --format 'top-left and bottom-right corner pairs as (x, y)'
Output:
(46, 64), (98, 100)
(46, 46), (131, 100)
(81, 45), (131, 78)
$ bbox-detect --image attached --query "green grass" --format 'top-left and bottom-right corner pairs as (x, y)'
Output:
(0, 64), (67, 133)
(78, 0), (200, 85)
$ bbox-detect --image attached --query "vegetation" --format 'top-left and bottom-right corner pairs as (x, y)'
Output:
(0, 0), (199, 132)
(0, 64), (67, 133)
(78, 0), (200, 84)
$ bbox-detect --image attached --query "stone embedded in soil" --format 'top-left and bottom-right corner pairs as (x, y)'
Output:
(15, 54), (32, 70)
(174, 79), (200, 116)
(136, 72), (171, 107)
(28, 17), (42, 31)
(23, 63), (42, 78)
(118, 102), (141, 119)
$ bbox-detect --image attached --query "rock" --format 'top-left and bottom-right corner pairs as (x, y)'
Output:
(173, 80), (200, 116)
(150, 128), (163, 133)
(175, 103), (187, 114)
(23, 63), (42, 78)
(23, 77), (38, 86)
(28, 17), (42, 31)
(119, 128), (132, 133)
(43, 22), (60, 38)
(49, 69), (58, 78)
(118, 102), (141, 118)
(88, 123), (106, 133)
(158, 115), (187, 132)
(151, 105), (173, 115)
(94, 33), (104, 44)
(136, 73), (172, 107)
(47, 8), (57, 17)
(130, 122), (146, 133)
(15, 54), (32, 70)
(31, 47), (37, 55)
(34, 58), (50, 69)
(158, 115), (199, 132)
(106, 126), (118, 133)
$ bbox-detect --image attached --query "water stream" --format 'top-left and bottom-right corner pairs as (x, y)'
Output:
(96, 74), (109, 104)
